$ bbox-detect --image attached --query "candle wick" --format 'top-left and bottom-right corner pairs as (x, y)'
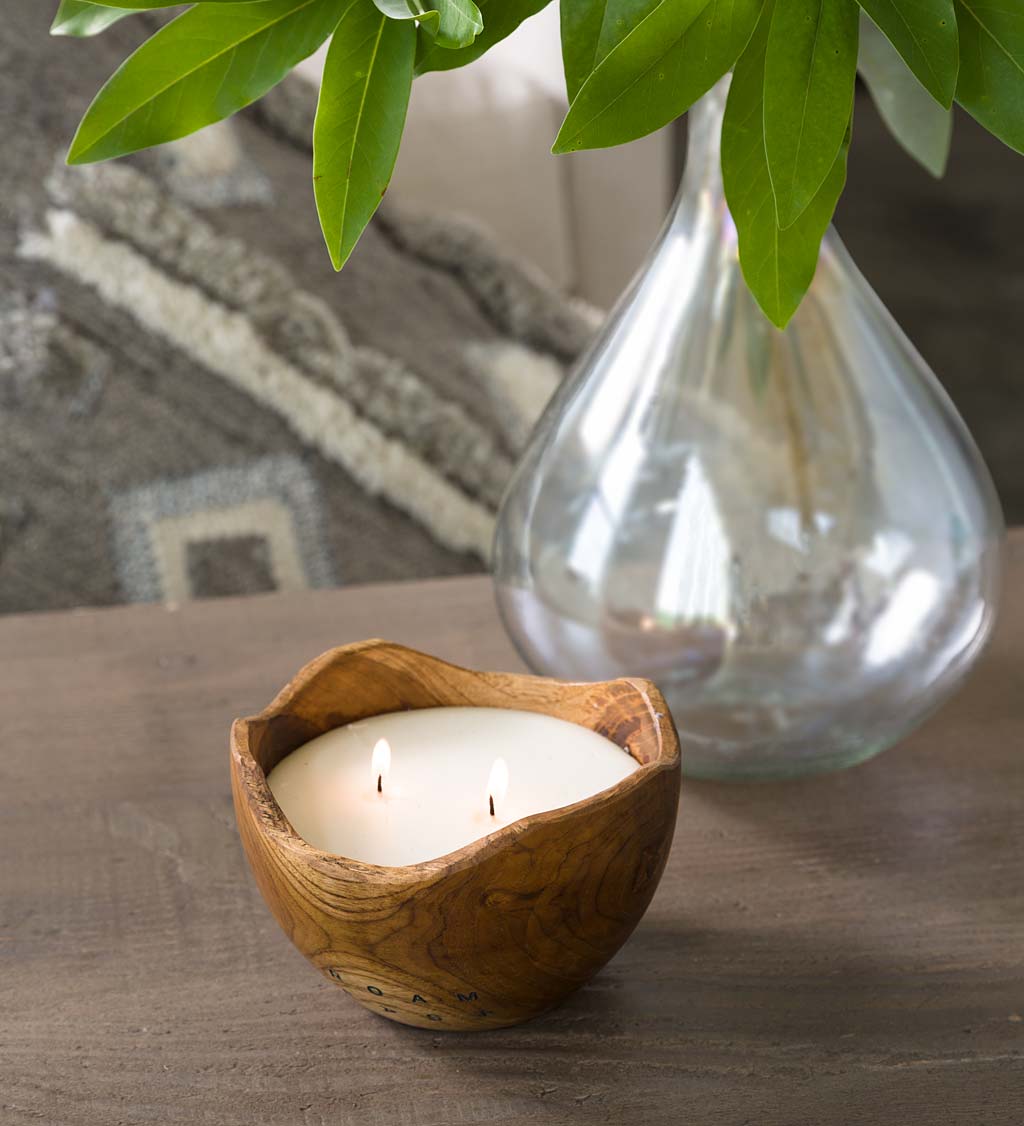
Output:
(489, 794), (495, 817)
(377, 774), (383, 794)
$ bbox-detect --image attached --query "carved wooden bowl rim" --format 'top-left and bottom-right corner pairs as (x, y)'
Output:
(231, 639), (680, 883)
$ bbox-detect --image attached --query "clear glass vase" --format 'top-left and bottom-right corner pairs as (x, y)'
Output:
(492, 78), (1004, 780)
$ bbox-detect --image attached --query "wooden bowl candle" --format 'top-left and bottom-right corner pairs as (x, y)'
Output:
(230, 640), (681, 1030)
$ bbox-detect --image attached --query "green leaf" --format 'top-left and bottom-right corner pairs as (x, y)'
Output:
(84, 1), (272, 6)
(314, 1), (415, 269)
(764, 0), (858, 228)
(372, 0), (482, 48)
(858, 11), (952, 175)
(54, 0), (268, 37)
(429, 0), (483, 46)
(553, 0), (764, 153)
(374, 0), (438, 34)
(854, 0), (958, 106)
(415, 0), (551, 74)
(68, 0), (348, 164)
(51, 0), (136, 36)
(955, 0), (1024, 153)
(723, 0), (850, 327)
(560, 0), (660, 103)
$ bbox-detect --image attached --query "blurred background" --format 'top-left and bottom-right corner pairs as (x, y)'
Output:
(2, 2), (1021, 615)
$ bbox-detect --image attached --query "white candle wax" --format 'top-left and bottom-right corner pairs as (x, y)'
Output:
(267, 707), (639, 866)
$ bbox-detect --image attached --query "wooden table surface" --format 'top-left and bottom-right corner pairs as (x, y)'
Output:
(2, 534), (1022, 1125)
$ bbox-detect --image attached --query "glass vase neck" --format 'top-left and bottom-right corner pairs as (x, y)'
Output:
(678, 74), (730, 202)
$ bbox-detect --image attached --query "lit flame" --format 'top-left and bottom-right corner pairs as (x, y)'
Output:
(372, 738), (391, 795)
(487, 757), (509, 818)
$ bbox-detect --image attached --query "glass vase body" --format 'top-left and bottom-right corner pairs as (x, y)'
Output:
(492, 81), (1004, 780)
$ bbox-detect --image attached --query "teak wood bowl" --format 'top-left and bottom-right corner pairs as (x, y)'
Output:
(230, 640), (681, 1031)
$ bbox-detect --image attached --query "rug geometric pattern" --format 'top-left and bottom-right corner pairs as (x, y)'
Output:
(109, 455), (335, 603)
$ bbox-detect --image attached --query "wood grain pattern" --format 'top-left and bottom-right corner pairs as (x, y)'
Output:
(231, 640), (681, 1030)
(1, 533), (1022, 1124)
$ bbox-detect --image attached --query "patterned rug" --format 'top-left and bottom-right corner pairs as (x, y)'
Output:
(1, 5), (596, 614)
